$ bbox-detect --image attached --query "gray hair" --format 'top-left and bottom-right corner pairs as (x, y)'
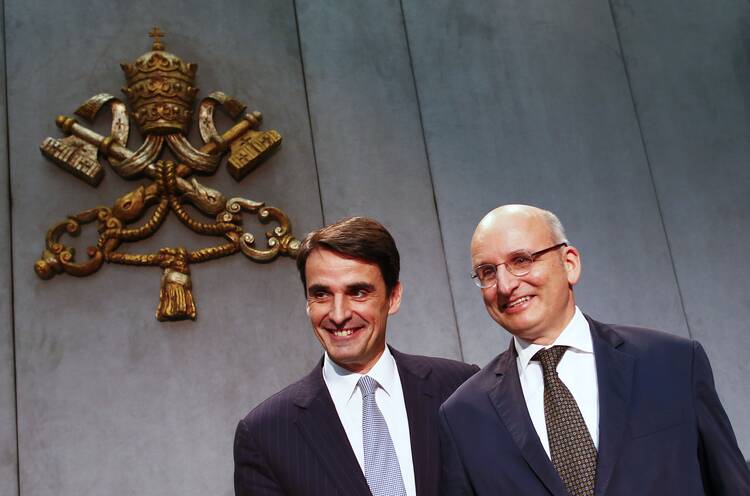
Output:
(539, 209), (568, 244)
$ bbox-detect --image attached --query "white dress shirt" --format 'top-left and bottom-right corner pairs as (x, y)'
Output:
(514, 306), (599, 458)
(322, 347), (416, 496)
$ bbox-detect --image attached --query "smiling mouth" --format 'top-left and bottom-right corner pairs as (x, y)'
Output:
(504, 295), (532, 311)
(326, 327), (361, 337)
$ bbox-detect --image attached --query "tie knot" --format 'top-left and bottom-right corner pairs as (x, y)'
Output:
(533, 345), (569, 374)
(358, 375), (379, 398)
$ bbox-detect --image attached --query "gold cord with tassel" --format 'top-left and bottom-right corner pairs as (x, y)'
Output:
(156, 247), (196, 321)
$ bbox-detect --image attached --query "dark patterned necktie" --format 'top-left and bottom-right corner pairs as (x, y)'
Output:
(358, 375), (407, 496)
(533, 346), (597, 496)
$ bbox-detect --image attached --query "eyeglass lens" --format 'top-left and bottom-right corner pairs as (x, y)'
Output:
(472, 243), (566, 288)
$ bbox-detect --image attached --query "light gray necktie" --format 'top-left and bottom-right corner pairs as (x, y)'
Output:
(358, 375), (407, 496)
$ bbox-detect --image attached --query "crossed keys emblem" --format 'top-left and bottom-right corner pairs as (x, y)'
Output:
(34, 28), (300, 321)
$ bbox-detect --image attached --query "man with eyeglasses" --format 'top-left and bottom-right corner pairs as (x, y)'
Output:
(439, 204), (750, 495)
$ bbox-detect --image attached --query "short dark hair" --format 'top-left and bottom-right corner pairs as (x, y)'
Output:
(296, 217), (400, 293)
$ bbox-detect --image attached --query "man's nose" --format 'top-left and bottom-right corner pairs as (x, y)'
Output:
(329, 294), (352, 324)
(495, 266), (521, 296)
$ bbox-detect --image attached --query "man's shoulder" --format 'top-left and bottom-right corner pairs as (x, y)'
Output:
(441, 350), (508, 411)
(392, 348), (479, 380)
(590, 318), (695, 355)
(588, 318), (703, 380)
(239, 366), (321, 428)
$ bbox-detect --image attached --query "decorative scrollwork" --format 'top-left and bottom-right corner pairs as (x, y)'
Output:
(35, 28), (301, 322)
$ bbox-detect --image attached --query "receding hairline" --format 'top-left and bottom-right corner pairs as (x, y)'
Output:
(471, 204), (568, 247)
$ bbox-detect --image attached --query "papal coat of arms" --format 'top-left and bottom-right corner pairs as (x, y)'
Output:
(34, 28), (300, 321)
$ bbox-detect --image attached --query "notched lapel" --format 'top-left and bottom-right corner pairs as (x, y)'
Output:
(588, 319), (635, 496)
(488, 348), (569, 496)
(293, 367), (371, 496)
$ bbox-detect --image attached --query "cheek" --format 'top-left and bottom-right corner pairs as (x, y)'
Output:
(353, 302), (379, 321)
(481, 288), (497, 307)
(307, 305), (327, 325)
(522, 268), (545, 286)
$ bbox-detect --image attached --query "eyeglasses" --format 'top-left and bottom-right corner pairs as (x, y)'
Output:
(470, 243), (567, 288)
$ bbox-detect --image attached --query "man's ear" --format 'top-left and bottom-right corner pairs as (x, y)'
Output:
(388, 281), (403, 315)
(563, 245), (582, 286)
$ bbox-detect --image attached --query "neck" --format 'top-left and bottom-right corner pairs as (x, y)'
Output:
(525, 302), (577, 346)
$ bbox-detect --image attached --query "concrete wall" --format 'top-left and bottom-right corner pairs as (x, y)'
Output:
(295, 0), (463, 359)
(1, 1), (20, 495)
(2, 0), (748, 494)
(6, 2), (321, 495)
(610, 0), (750, 457)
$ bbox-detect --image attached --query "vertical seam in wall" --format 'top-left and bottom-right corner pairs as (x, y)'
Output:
(292, 0), (326, 225)
(2, 0), (21, 494)
(607, 0), (693, 339)
(399, 0), (466, 360)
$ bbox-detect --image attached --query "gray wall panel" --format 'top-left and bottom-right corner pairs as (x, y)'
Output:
(8, 1), (321, 494)
(612, 0), (750, 455)
(1, 1), (20, 494)
(296, 0), (463, 359)
(6, 0), (750, 493)
(403, 0), (688, 365)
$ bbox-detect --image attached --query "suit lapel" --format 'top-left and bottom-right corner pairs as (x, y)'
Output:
(488, 342), (569, 496)
(587, 317), (635, 496)
(393, 349), (440, 496)
(293, 361), (372, 496)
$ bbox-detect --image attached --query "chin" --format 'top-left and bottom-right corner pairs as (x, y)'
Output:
(503, 321), (542, 339)
(501, 310), (542, 331)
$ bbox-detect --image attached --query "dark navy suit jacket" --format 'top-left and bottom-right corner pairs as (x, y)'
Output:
(234, 347), (478, 496)
(439, 317), (750, 495)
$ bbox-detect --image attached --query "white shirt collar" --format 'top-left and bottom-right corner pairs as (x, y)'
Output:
(322, 346), (398, 406)
(514, 306), (593, 372)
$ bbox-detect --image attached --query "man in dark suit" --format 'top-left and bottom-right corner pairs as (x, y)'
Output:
(440, 204), (750, 495)
(234, 217), (478, 496)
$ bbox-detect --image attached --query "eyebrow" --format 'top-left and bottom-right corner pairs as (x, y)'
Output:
(346, 282), (376, 294)
(507, 249), (532, 257)
(307, 284), (329, 296)
(474, 248), (532, 267)
(306, 282), (377, 296)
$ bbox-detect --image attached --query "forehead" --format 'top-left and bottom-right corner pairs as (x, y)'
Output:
(305, 248), (385, 287)
(471, 212), (553, 263)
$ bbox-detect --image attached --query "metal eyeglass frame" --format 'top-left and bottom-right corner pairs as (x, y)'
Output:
(470, 242), (568, 288)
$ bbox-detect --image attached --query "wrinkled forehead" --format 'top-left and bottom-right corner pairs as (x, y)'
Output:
(471, 212), (554, 263)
